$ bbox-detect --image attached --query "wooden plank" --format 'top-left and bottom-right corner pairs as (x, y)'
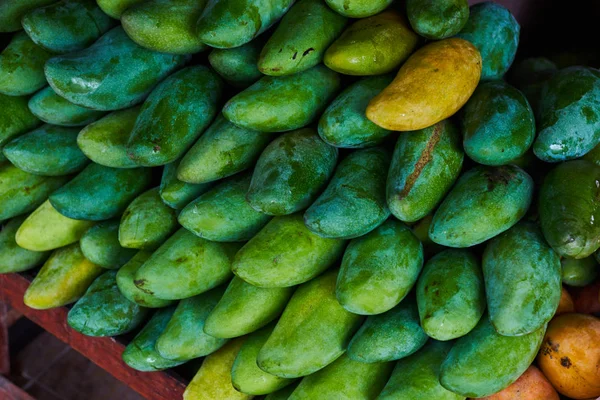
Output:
(0, 273), (187, 400)
(0, 302), (9, 375)
(0, 374), (35, 400)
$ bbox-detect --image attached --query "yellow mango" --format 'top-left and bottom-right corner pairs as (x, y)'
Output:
(366, 38), (481, 131)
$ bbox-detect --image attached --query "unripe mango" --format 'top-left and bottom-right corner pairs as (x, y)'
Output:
(29, 87), (105, 127)
(0, 215), (49, 273)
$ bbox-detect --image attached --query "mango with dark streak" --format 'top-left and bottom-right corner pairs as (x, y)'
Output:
(429, 165), (533, 248)
(159, 158), (214, 210)
(44, 27), (188, 111)
(29, 87), (105, 127)
(80, 219), (136, 269)
(258, 0), (347, 76)
(208, 39), (264, 88)
(324, 0), (393, 18)
(406, 0), (469, 40)
(0, 0), (56, 32)
(539, 160), (600, 259)
(0, 215), (49, 273)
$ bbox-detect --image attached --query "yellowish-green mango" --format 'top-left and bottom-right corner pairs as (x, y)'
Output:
(16, 200), (95, 252)
(23, 243), (104, 310)
(324, 0), (393, 18)
(367, 38), (481, 131)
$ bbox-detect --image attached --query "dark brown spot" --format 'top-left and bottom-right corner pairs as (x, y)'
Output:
(292, 52), (298, 60)
(175, 257), (187, 263)
(153, 145), (161, 152)
(302, 48), (315, 56)
(484, 167), (515, 191)
(560, 357), (572, 368)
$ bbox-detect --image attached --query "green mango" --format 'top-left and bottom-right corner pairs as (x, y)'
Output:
(15, 200), (95, 251)
(195, 0), (295, 49)
(462, 81), (535, 166)
(233, 214), (347, 288)
(336, 219), (423, 315)
(429, 165), (534, 248)
(122, 307), (186, 371)
(80, 219), (136, 269)
(3, 124), (89, 176)
(134, 228), (241, 300)
(121, 0), (208, 54)
(28, 87), (105, 127)
(208, 39), (264, 88)
(406, 0), (469, 39)
(583, 142), (600, 166)
(534, 67), (600, 162)
(49, 163), (152, 221)
(247, 129), (338, 216)
(179, 173), (272, 242)
(126, 66), (223, 166)
(204, 276), (294, 338)
(482, 222), (562, 336)
(539, 160), (600, 258)
(258, 0), (347, 76)
(23, 243), (104, 310)
(96, 0), (145, 18)
(265, 383), (301, 400)
(348, 298), (428, 363)
(324, 11), (418, 76)
(304, 147), (390, 239)
(0, 94), (41, 160)
(317, 75), (393, 148)
(378, 341), (464, 400)
(416, 249), (485, 341)
(231, 323), (296, 395)
(439, 317), (545, 398)
(76, 107), (140, 169)
(257, 270), (364, 378)
(0, 0), (56, 32)
(289, 354), (392, 399)
(177, 114), (272, 184)
(561, 255), (599, 287)
(116, 251), (175, 308)
(223, 65), (340, 132)
(0, 215), (50, 273)
(0, 164), (68, 221)
(456, 2), (519, 80)
(324, 0), (393, 18)
(21, 0), (115, 54)
(118, 187), (179, 250)
(44, 27), (188, 111)
(508, 57), (558, 114)
(155, 286), (227, 361)
(67, 270), (149, 336)
(0, 32), (52, 96)
(387, 119), (464, 223)
(160, 158), (214, 210)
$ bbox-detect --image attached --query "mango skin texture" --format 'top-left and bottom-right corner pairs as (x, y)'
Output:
(429, 165), (533, 248)
(318, 75), (393, 148)
(80, 219), (136, 269)
(439, 317), (545, 398)
(0, 32), (53, 96)
(288, 353), (393, 400)
(223, 65), (340, 132)
(257, 270), (364, 378)
(304, 147), (390, 239)
(539, 160), (600, 259)
(0, 93), (41, 162)
(561, 256), (598, 287)
(21, 0), (115, 54)
(49, 163), (152, 221)
(348, 298), (428, 363)
(416, 249), (485, 341)
(378, 341), (464, 400)
(28, 87), (105, 127)
(247, 129), (338, 216)
(324, 0), (393, 18)
(0, 215), (49, 274)
(534, 67), (600, 162)
(336, 219), (423, 315)
(456, 1), (519, 80)
(366, 38), (481, 131)
(96, 0), (145, 18)
(0, 0), (56, 32)
(195, 0), (295, 49)
(208, 39), (264, 88)
(324, 11), (418, 76)
(259, 0), (347, 77)
(67, 270), (149, 337)
(232, 214), (347, 288)
(159, 158), (214, 210)
(406, 0), (469, 40)
(44, 27), (188, 111)
(462, 80), (535, 166)
(483, 222), (562, 336)
(386, 119), (463, 223)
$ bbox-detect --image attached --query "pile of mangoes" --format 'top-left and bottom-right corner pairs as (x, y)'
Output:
(0, 0), (599, 399)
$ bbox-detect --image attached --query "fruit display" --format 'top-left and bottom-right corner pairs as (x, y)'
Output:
(0, 1), (599, 399)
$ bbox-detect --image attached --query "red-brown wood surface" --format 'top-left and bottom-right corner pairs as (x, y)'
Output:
(0, 374), (35, 400)
(0, 273), (187, 400)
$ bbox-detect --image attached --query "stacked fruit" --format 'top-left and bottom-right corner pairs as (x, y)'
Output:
(0, 0), (599, 399)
